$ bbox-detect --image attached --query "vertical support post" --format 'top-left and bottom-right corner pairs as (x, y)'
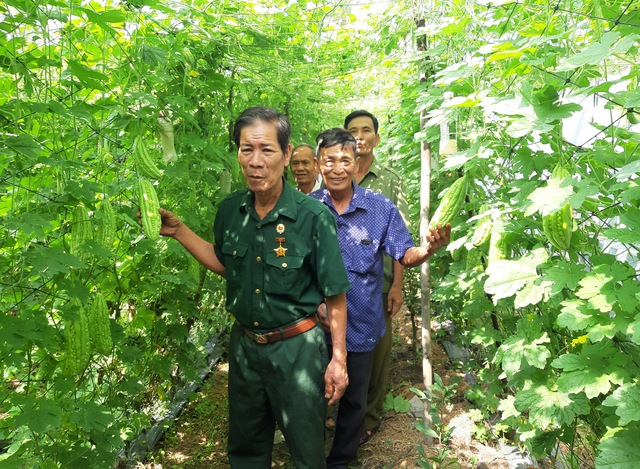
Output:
(419, 109), (434, 445)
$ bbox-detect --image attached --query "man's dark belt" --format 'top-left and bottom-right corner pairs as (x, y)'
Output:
(242, 314), (319, 344)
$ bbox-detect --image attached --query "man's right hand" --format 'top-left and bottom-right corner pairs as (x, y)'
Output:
(158, 208), (183, 237)
(324, 357), (348, 406)
(137, 208), (182, 238)
(137, 207), (226, 276)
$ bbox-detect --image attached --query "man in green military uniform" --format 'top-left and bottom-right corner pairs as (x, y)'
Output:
(344, 110), (410, 443)
(150, 107), (350, 468)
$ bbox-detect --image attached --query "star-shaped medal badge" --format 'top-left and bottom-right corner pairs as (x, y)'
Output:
(275, 236), (287, 257)
(275, 244), (288, 257)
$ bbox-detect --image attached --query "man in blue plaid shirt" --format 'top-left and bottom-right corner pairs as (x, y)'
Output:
(309, 128), (450, 468)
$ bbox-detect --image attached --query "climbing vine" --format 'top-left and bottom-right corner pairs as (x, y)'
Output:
(1, 0), (638, 467)
(383, 0), (640, 466)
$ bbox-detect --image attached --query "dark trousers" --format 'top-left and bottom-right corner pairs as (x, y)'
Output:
(326, 349), (375, 469)
(228, 323), (328, 469)
(364, 292), (392, 432)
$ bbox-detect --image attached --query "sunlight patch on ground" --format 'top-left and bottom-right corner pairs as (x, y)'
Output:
(166, 451), (190, 463)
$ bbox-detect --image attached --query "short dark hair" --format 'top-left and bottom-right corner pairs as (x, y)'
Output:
(344, 110), (379, 134)
(292, 143), (316, 158)
(316, 128), (357, 159)
(233, 106), (291, 155)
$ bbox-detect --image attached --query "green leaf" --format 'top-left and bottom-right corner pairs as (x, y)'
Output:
(514, 281), (549, 308)
(70, 401), (115, 432)
(622, 86), (640, 109)
(525, 340), (552, 370)
(596, 429), (640, 469)
(576, 272), (615, 312)
(77, 7), (126, 35)
(557, 368), (618, 399)
(414, 420), (439, 439)
(620, 208), (640, 229)
(531, 85), (583, 123)
(4, 212), (55, 239)
(140, 45), (168, 67)
(130, 306), (155, 330)
(383, 393), (401, 412)
(5, 134), (42, 158)
(576, 263), (640, 313)
(66, 59), (109, 90)
(494, 321), (551, 375)
(525, 177), (573, 217)
(12, 395), (63, 433)
(497, 395), (520, 420)
(1, 313), (57, 348)
(616, 160), (640, 181)
(553, 343), (629, 398)
(556, 31), (621, 71)
(484, 259), (538, 302)
(507, 118), (554, 138)
(602, 228), (640, 244)
(602, 208), (640, 244)
(515, 383), (590, 428)
(615, 281), (640, 312)
(543, 261), (586, 294)
(569, 178), (600, 209)
(24, 245), (86, 275)
(602, 382), (640, 425)
(484, 248), (547, 303)
(630, 314), (640, 345)
(469, 325), (502, 346)
(487, 48), (524, 62)
(393, 395), (411, 413)
(588, 323), (618, 342)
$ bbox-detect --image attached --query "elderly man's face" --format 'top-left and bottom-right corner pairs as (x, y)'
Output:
(318, 144), (358, 195)
(237, 121), (290, 195)
(290, 147), (319, 190)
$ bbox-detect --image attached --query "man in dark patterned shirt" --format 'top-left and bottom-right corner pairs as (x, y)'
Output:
(309, 128), (450, 468)
(345, 110), (410, 443)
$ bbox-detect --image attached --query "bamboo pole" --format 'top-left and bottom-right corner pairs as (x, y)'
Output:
(419, 109), (434, 445)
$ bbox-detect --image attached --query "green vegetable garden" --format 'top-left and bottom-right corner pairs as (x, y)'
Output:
(1, 0), (639, 467)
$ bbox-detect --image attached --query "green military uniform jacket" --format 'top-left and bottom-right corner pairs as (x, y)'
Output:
(359, 159), (410, 293)
(213, 178), (350, 330)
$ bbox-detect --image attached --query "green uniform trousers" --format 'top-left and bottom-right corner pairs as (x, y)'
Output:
(364, 292), (392, 432)
(227, 322), (328, 468)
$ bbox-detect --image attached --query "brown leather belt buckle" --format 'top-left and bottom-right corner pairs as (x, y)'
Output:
(254, 333), (268, 344)
(244, 314), (318, 344)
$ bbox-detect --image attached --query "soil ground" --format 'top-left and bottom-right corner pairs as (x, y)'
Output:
(139, 310), (522, 468)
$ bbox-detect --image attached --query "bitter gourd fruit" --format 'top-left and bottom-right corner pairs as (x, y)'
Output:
(429, 174), (468, 229)
(138, 178), (161, 241)
(89, 292), (112, 355)
(133, 135), (163, 180)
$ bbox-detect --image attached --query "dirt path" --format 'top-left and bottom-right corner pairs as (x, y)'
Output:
(139, 310), (516, 468)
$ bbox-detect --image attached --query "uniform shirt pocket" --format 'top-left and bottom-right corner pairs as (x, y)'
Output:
(221, 242), (248, 286)
(264, 252), (305, 297)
